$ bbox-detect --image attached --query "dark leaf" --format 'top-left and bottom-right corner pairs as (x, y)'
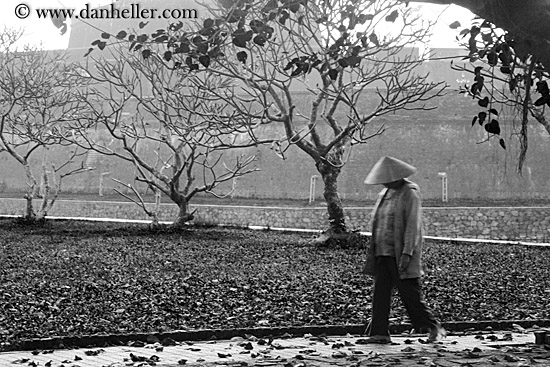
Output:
(536, 81), (549, 95)
(481, 33), (493, 44)
(499, 51), (511, 66)
(152, 29), (166, 38)
(316, 16), (328, 24)
(279, 10), (290, 25)
(500, 65), (511, 74)
(484, 119), (501, 135)
(175, 43), (190, 54)
(253, 35), (267, 46)
(236, 51), (248, 63)
(204, 18), (215, 29)
(385, 10), (399, 23)
(449, 21), (461, 29)
(136, 34), (148, 43)
(192, 35), (205, 45)
(291, 66), (304, 77)
(154, 35), (169, 43)
(163, 51), (172, 62)
(199, 55), (211, 68)
(534, 96), (548, 107)
(475, 75), (484, 92)
(471, 116), (478, 126)
(232, 29), (253, 48)
(219, 0), (234, 8)
(459, 29), (470, 37)
(142, 49), (151, 59)
(480, 20), (492, 28)
(499, 138), (506, 150)
(509, 78), (517, 92)
(468, 34), (478, 53)
(489, 108), (499, 116)
(369, 33), (380, 47)
(327, 69), (338, 81)
(197, 43), (209, 55)
(346, 55), (361, 67)
(357, 14), (374, 24)
(97, 41), (107, 50)
(138, 21), (149, 29)
(338, 58), (348, 68)
(83, 47), (94, 57)
(289, 1), (300, 12)
(249, 19), (264, 33)
(487, 52), (498, 66)
(170, 21), (183, 32)
(478, 111), (487, 125)
(116, 30), (127, 39)
(101, 32), (111, 39)
(478, 97), (489, 108)
(284, 58), (296, 71)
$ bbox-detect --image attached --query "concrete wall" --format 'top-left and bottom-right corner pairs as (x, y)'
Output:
(1, 198), (548, 242)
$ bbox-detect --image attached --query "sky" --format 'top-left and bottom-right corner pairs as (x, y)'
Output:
(1, 0), (476, 50)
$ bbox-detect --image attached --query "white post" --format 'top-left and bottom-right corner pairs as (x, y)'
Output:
(99, 172), (111, 196)
(438, 172), (448, 203)
(309, 175), (318, 204)
(231, 177), (237, 199)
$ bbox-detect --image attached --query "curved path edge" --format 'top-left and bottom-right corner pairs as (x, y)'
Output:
(12, 319), (550, 352)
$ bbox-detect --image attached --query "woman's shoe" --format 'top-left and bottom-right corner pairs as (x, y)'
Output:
(356, 335), (392, 344)
(428, 323), (447, 342)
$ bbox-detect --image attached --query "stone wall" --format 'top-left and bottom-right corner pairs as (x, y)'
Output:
(1, 198), (549, 242)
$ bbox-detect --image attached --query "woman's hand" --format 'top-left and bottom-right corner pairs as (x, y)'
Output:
(398, 254), (412, 273)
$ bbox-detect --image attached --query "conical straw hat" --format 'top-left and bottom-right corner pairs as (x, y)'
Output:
(364, 156), (417, 185)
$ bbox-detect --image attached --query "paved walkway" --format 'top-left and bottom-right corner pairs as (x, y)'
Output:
(1, 330), (549, 367)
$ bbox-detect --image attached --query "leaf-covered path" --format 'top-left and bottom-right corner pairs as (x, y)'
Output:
(1, 331), (549, 366)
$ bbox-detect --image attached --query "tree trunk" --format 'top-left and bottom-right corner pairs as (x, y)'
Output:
(23, 194), (36, 221)
(316, 161), (347, 236)
(23, 162), (38, 220)
(172, 197), (195, 228)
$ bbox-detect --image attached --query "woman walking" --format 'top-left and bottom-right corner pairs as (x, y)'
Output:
(362, 156), (445, 344)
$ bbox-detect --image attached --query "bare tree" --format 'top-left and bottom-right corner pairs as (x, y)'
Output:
(68, 42), (265, 227)
(0, 28), (91, 220)
(93, 0), (446, 241)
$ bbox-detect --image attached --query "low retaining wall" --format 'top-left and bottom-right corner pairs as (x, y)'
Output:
(0, 198), (548, 242)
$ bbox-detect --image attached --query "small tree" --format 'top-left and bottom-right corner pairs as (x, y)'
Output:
(68, 42), (265, 227)
(0, 28), (91, 220)
(94, 0), (446, 241)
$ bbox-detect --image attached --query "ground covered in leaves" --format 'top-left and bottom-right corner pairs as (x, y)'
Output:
(0, 219), (549, 350)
